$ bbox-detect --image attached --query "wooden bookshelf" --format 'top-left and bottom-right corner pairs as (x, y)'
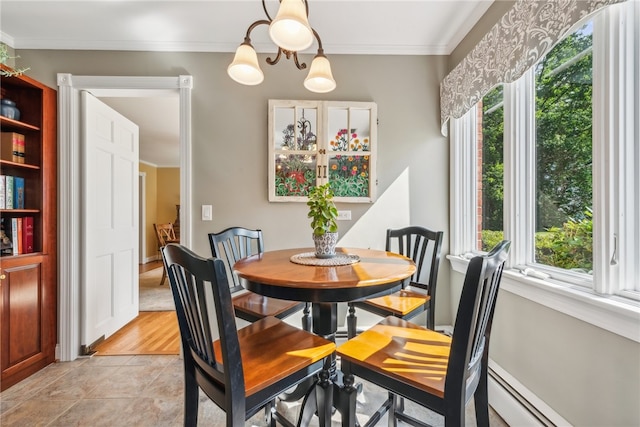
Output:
(0, 64), (57, 391)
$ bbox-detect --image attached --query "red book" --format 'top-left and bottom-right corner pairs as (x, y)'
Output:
(16, 217), (23, 254)
(22, 216), (34, 253)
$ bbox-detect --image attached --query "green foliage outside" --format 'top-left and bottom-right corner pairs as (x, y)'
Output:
(535, 26), (593, 228)
(481, 25), (594, 272)
(482, 209), (593, 272)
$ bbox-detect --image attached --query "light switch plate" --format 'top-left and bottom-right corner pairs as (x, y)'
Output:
(202, 205), (212, 221)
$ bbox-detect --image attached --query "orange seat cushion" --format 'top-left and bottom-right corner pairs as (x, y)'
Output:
(337, 316), (449, 398)
(363, 288), (430, 316)
(214, 316), (335, 396)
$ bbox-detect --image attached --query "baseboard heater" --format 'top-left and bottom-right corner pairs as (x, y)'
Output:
(488, 363), (568, 427)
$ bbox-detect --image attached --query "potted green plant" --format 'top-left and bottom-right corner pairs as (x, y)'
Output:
(307, 183), (339, 258)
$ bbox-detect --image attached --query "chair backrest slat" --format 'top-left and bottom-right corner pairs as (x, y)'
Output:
(162, 243), (246, 421)
(445, 240), (510, 403)
(154, 223), (176, 247)
(209, 227), (264, 294)
(386, 226), (444, 293)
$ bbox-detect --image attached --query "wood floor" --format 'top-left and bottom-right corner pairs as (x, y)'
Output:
(94, 261), (181, 356)
(140, 259), (163, 274)
(93, 311), (181, 355)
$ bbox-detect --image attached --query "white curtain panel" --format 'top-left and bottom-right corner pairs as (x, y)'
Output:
(439, 0), (627, 136)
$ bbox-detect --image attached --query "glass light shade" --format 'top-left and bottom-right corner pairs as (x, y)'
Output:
(304, 55), (336, 93)
(269, 0), (314, 52)
(227, 44), (264, 85)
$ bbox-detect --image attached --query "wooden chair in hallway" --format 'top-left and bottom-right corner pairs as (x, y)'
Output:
(347, 226), (444, 338)
(154, 222), (178, 286)
(209, 226), (311, 331)
(337, 240), (511, 427)
(161, 243), (335, 427)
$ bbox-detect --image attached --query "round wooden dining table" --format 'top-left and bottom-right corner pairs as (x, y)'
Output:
(234, 246), (416, 427)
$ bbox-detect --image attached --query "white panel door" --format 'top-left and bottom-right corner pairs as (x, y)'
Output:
(81, 91), (139, 347)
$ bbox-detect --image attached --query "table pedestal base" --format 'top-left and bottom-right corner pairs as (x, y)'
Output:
(294, 303), (357, 427)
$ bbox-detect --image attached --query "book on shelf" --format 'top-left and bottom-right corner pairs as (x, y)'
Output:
(11, 217), (19, 255)
(1, 132), (25, 163)
(0, 216), (35, 255)
(0, 175), (5, 209)
(16, 217), (22, 254)
(13, 176), (24, 209)
(22, 216), (34, 253)
(5, 175), (13, 210)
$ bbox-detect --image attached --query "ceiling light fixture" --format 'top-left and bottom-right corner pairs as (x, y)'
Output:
(228, 0), (336, 93)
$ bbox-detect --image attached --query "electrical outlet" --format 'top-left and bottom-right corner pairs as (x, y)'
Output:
(337, 210), (351, 220)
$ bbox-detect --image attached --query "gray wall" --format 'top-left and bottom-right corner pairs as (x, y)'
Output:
(17, 49), (453, 324)
(448, 0), (516, 71)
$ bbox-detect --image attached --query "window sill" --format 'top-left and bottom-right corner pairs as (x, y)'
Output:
(448, 254), (640, 343)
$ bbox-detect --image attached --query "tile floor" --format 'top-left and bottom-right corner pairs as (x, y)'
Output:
(0, 354), (508, 426)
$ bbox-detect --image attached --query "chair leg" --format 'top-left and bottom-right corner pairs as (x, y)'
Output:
(302, 303), (312, 332)
(183, 364), (199, 427)
(265, 400), (275, 427)
(426, 303), (435, 331)
(159, 267), (167, 286)
(347, 303), (357, 339)
(444, 398), (465, 427)
(388, 393), (398, 427)
(474, 365), (490, 427)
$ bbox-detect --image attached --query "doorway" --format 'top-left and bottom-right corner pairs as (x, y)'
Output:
(57, 74), (193, 361)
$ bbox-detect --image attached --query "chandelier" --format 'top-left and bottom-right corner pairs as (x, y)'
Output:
(227, 0), (336, 93)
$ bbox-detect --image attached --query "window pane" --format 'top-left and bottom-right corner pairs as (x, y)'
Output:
(328, 154), (370, 197)
(479, 85), (504, 251)
(534, 21), (593, 273)
(274, 154), (316, 196)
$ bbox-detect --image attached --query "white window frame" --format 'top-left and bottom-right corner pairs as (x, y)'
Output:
(448, 1), (640, 343)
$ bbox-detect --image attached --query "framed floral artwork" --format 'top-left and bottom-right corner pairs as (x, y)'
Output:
(268, 100), (377, 203)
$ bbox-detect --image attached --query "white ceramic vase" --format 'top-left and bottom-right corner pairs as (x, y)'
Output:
(313, 232), (338, 259)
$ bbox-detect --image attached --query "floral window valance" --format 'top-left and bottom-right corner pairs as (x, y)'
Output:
(440, 0), (627, 136)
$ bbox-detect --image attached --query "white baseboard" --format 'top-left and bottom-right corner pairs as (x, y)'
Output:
(142, 255), (160, 264)
(489, 360), (572, 427)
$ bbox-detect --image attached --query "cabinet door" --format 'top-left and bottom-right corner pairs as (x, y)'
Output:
(269, 100), (320, 201)
(268, 100), (377, 202)
(1, 256), (55, 390)
(325, 102), (377, 202)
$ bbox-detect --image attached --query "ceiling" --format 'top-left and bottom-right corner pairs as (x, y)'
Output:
(0, 0), (494, 166)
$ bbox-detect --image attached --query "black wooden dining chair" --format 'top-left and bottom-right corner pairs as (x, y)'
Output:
(337, 240), (511, 427)
(208, 226), (311, 331)
(162, 243), (335, 427)
(347, 226), (444, 338)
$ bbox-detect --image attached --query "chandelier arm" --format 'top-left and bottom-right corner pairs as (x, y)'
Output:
(266, 48), (283, 66)
(261, 0), (274, 21)
(244, 19), (271, 42)
(311, 28), (325, 55)
(292, 53), (307, 70)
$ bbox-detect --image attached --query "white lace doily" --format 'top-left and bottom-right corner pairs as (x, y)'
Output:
(290, 252), (360, 266)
